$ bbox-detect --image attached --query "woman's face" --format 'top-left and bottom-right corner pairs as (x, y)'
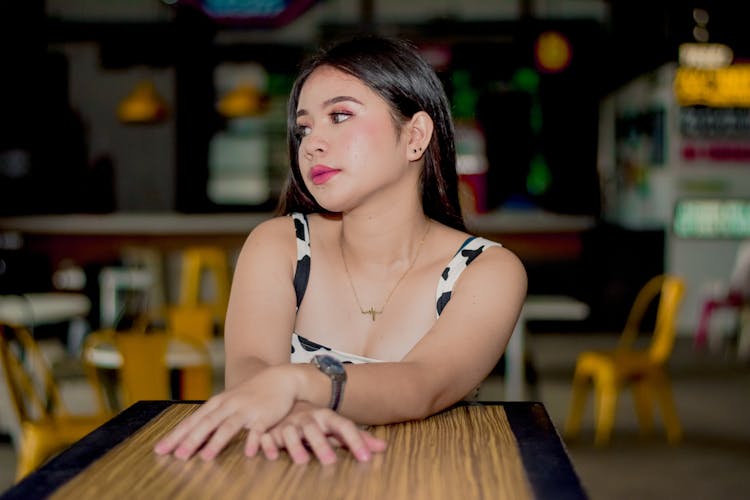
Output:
(295, 66), (413, 213)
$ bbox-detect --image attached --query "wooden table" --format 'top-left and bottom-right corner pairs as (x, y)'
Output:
(1, 401), (587, 500)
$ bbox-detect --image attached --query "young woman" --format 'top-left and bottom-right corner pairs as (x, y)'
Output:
(155, 35), (526, 465)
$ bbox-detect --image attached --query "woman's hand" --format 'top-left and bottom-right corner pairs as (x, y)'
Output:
(256, 402), (387, 465)
(154, 365), (300, 460)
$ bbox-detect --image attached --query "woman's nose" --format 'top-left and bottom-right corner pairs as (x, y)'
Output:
(301, 131), (327, 159)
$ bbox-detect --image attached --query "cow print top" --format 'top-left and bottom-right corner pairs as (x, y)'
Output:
(289, 212), (503, 368)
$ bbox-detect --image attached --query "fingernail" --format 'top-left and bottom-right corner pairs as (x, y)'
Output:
(175, 447), (190, 460)
(200, 449), (215, 461)
(356, 449), (371, 461)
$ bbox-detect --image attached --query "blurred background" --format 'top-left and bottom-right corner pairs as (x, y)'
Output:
(1, 1), (749, 498)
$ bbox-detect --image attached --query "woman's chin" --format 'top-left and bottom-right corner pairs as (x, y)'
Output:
(311, 194), (352, 214)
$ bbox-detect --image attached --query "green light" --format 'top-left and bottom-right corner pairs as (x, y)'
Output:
(674, 199), (750, 238)
(527, 154), (551, 196)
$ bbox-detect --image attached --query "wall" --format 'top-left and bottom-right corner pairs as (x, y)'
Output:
(55, 43), (176, 211)
(41, 0), (608, 213)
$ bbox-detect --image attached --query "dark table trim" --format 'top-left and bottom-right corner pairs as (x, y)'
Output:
(1, 401), (587, 500)
(500, 401), (588, 500)
(1, 401), (175, 500)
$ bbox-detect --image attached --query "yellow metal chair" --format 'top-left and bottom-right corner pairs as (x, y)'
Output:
(83, 323), (213, 410)
(0, 323), (110, 481)
(166, 305), (214, 400)
(178, 246), (230, 332)
(564, 274), (686, 446)
(114, 330), (171, 408)
(167, 304), (214, 344)
(83, 327), (172, 410)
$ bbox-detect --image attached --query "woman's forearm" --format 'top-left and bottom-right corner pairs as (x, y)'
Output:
(224, 356), (271, 389)
(228, 358), (458, 425)
(294, 361), (445, 425)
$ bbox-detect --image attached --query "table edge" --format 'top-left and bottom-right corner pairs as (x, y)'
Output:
(0, 401), (175, 500)
(499, 401), (588, 500)
(1, 401), (588, 500)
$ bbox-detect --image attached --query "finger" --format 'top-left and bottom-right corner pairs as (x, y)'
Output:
(199, 414), (244, 460)
(301, 423), (337, 465)
(260, 433), (279, 460)
(327, 417), (372, 462)
(282, 426), (310, 464)
(172, 408), (235, 460)
(361, 431), (387, 452)
(154, 409), (208, 455)
(154, 398), (228, 456)
(326, 435), (344, 448)
(244, 429), (262, 457)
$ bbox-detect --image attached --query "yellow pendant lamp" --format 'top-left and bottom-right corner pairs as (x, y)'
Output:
(216, 83), (263, 118)
(117, 80), (169, 124)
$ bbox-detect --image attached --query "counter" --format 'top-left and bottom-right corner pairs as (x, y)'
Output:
(0, 210), (595, 267)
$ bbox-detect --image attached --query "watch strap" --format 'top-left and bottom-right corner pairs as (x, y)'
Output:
(312, 355), (346, 412)
(330, 376), (345, 411)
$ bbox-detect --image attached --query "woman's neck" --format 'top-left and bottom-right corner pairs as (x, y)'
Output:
(339, 203), (430, 268)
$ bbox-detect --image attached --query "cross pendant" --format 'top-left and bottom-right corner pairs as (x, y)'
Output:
(362, 308), (381, 321)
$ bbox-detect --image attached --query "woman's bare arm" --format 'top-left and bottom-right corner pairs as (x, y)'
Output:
(223, 216), (298, 388)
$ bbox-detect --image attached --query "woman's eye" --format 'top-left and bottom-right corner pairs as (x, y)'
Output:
(331, 112), (352, 124)
(295, 124), (311, 138)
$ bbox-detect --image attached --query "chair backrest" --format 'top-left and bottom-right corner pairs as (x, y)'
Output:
(618, 274), (686, 364)
(178, 246), (230, 331)
(114, 330), (170, 408)
(0, 324), (65, 427)
(167, 305), (214, 344)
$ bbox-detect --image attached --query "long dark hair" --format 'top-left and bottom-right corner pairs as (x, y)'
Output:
(277, 35), (465, 231)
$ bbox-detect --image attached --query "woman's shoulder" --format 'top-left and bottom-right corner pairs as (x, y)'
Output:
(243, 212), (340, 248)
(248, 214), (296, 240)
(438, 224), (526, 287)
(237, 214), (300, 261)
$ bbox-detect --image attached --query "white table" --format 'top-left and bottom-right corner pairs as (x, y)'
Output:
(84, 337), (225, 370)
(505, 295), (590, 400)
(0, 293), (90, 326)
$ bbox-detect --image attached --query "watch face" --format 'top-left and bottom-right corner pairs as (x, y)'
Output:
(315, 355), (345, 376)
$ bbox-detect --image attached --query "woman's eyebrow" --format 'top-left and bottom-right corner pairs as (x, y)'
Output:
(324, 95), (363, 107)
(296, 95), (364, 118)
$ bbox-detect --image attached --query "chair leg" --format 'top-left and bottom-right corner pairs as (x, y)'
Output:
(593, 372), (618, 446)
(564, 368), (590, 440)
(15, 438), (42, 482)
(632, 379), (654, 437)
(652, 370), (682, 444)
(15, 426), (57, 482)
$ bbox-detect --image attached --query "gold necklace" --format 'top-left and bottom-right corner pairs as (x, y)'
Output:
(340, 220), (431, 321)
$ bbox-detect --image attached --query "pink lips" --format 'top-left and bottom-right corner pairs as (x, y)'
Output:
(310, 165), (341, 185)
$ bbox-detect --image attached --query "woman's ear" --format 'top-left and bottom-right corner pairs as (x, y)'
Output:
(406, 111), (434, 161)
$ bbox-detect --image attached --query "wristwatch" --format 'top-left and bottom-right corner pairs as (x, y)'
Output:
(311, 355), (347, 411)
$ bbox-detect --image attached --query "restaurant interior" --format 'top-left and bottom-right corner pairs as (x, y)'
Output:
(1, 0), (749, 498)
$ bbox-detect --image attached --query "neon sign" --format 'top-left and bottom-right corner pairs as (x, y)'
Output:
(674, 64), (750, 107)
